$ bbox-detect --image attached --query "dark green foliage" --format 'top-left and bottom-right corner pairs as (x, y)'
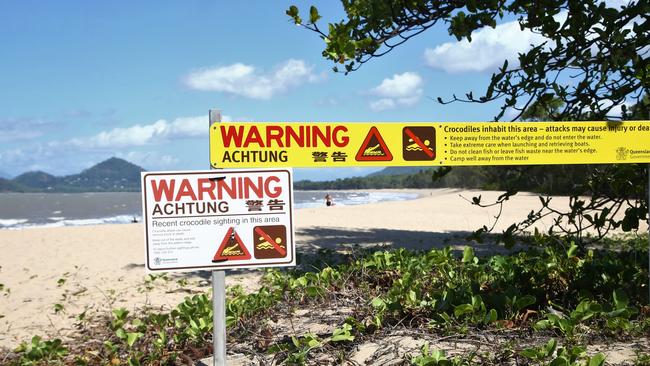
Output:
(295, 168), (439, 190)
(2, 235), (648, 364)
(287, 0), (649, 121)
(0, 178), (29, 192)
(294, 164), (634, 198)
(12, 336), (68, 364)
(12, 171), (59, 190)
(368, 166), (432, 176)
(288, 0), (650, 247)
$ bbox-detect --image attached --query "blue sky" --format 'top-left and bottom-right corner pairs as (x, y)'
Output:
(0, 0), (542, 180)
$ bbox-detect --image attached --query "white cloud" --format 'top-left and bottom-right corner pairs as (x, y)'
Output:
(424, 20), (548, 73)
(596, 99), (635, 118)
(183, 59), (322, 99)
(369, 99), (396, 111)
(67, 115), (235, 149)
(0, 117), (57, 141)
(369, 72), (423, 111)
(425, 4), (638, 74)
(0, 114), (232, 176)
(118, 151), (179, 170)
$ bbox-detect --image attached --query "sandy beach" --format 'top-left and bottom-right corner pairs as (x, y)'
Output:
(0, 188), (647, 349)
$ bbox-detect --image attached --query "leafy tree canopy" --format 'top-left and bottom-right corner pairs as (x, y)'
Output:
(287, 0), (649, 121)
(288, 1), (649, 245)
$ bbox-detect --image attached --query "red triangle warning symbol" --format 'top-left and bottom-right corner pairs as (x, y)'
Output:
(355, 127), (393, 161)
(213, 227), (251, 262)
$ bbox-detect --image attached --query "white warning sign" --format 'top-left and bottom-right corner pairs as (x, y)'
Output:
(141, 169), (295, 272)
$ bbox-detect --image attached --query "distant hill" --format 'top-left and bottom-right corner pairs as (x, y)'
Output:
(59, 157), (144, 191)
(13, 171), (59, 190)
(0, 157), (145, 193)
(0, 178), (28, 192)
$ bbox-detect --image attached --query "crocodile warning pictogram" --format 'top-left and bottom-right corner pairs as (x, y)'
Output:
(213, 227), (251, 261)
(253, 225), (287, 259)
(355, 127), (393, 161)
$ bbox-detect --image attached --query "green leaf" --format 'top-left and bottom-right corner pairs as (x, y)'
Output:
(126, 332), (143, 348)
(588, 353), (606, 366)
(309, 6), (321, 23)
(520, 348), (539, 358)
(112, 308), (129, 320)
(331, 331), (354, 342)
(549, 356), (570, 366)
(515, 295), (537, 311)
(534, 319), (551, 330)
(115, 328), (127, 340)
(544, 338), (557, 357)
(454, 303), (474, 317)
(408, 290), (417, 303)
(371, 297), (386, 311)
(295, 276), (308, 287)
(566, 243), (578, 258)
(485, 308), (498, 323)
(306, 337), (321, 348)
(304, 286), (321, 297)
(291, 335), (300, 348)
(462, 247), (475, 263)
(285, 5), (302, 24)
(613, 289), (629, 310)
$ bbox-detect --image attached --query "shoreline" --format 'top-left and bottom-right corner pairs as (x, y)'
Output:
(1, 188), (647, 348)
(0, 188), (423, 230)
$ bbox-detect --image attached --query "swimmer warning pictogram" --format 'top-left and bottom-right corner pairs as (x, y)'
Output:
(355, 127), (393, 161)
(253, 225), (287, 259)
(213, 227), (251, 261)
(403, 126), (435, 160)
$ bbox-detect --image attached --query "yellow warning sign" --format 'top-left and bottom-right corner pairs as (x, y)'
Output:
(356, 127), (393, 161)
(209, 121), (650, 167)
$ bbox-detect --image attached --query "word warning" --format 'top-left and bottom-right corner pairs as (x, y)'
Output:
(210, 121), (650, 167)
(142, 169), (295, 272)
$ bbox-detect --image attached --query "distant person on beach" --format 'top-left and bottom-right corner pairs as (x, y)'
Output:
(325, 194), (334, 207)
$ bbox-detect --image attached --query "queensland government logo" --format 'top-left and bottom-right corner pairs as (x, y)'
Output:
(616, 147), (629, 161)
(153, 257), (178, 266)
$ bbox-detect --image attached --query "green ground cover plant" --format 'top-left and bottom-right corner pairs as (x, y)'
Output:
(1, 234), (648, 365)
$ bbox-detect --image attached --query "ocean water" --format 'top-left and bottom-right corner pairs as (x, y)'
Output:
(0, 190), (419, 229)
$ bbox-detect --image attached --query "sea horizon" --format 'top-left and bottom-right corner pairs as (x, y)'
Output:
(0, 190), (420, 229)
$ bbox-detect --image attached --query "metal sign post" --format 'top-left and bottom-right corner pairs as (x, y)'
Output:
(210, 109), (226, 366)
(212, 270), (225, 365)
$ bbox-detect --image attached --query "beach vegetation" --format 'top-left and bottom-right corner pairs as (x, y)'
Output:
(635, 352), (650, 366)
(0, 282), (9, 295)
(411, 344), (473, 365)
(12, 336), (68, 365)
(2, 234), (648, 364)
(52, 303), (64, 315)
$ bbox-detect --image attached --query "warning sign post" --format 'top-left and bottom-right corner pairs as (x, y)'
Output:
(210, 121), (650, 167)
(141, 169), (295, 272)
